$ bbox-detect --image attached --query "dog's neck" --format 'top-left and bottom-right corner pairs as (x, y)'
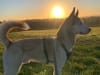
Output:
(57, 23), (76, 51)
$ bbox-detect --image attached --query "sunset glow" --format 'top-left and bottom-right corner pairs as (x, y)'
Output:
(0, 0), (100, 20)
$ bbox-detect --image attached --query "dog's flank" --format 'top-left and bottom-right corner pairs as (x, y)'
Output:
(0, 21), (30, 47)
(1, 7), (91, 75)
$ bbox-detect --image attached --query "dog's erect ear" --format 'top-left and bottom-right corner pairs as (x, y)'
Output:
(76, 9), (79, 16)
(70, 7), (75, 16)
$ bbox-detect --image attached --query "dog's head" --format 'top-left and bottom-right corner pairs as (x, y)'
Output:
(68, 7), (91, 34)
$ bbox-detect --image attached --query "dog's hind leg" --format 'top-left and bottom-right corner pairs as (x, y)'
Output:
(3, 50), (22, 75)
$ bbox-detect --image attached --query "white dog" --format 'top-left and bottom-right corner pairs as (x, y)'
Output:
(0, 8), (91, 75)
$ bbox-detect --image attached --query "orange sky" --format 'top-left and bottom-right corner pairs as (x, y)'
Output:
(0, 0), (100, 21)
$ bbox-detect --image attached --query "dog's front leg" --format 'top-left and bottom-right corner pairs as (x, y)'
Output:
(53, 57), (66, 75)
(53, 50), (67, 75)
(53, 65), (61, 75)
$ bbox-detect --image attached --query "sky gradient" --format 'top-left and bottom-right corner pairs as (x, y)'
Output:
(0, 0), (100, 20)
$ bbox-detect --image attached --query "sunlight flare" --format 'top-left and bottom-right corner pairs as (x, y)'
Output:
(52, 6), (65, 18)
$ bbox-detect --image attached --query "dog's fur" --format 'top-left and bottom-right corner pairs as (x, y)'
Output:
(0, 8), (91, 75)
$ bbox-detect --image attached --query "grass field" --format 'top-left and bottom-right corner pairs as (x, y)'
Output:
(0, 27), (100, 75)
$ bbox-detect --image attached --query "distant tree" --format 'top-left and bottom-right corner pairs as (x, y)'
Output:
(82, 16), (100, 27)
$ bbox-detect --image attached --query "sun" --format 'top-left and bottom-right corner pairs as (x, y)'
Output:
(52, 6), (64, 18)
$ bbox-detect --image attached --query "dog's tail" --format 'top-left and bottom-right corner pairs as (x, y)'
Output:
(0, 21), (30, 48)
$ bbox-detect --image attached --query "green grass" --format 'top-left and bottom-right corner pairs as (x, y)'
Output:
(0, 27), (100, 75)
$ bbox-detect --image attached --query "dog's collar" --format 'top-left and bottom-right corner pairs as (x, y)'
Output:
(57, 39), (72, 59)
